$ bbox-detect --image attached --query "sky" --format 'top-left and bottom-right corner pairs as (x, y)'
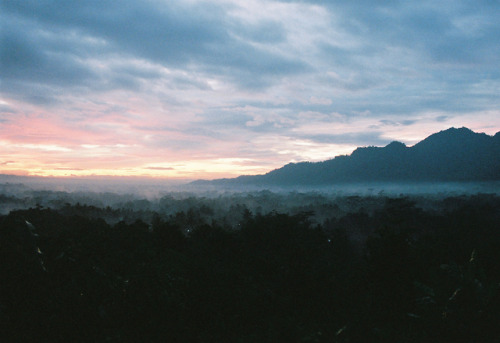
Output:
(1, 0), (499, 180)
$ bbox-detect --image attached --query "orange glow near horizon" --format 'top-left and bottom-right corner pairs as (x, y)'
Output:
(2, 118), (499, 180)
(0, 145), (279, 180)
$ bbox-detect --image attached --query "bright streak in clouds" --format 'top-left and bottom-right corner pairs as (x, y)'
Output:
(1, 0), (499, 179)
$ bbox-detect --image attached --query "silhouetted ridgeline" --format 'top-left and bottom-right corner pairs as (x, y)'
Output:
(193, 127), (500, 186)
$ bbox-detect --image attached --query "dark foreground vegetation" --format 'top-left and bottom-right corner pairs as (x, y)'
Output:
(1, 192), (500, 342)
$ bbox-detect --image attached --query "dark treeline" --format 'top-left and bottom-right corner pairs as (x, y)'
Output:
(1, 193), (500, 342)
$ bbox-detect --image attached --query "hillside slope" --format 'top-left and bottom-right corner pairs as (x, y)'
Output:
(193, 127), (500, 186)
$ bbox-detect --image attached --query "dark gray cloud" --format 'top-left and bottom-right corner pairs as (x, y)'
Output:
(379, 119), (417, 127)
(299, 131), (389, 146)
(0, 103), (17, 114)
(435, 115), (450, 122)
(1, 0), (308, 97)
(196, 108), (254, 128)
(0, 18), (96, 85)
(2, 0), (499, 111)
(232, 19), (287, 43)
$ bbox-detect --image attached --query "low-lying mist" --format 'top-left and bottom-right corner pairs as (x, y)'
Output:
(1, 175), (499, 228)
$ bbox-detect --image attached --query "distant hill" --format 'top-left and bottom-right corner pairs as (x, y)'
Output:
(193, 127), (500, 186)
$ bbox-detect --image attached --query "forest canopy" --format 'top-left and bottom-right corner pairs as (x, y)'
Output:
(1, 188), (500, 342)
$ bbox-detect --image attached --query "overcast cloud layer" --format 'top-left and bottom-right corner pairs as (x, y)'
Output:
(1, 0), (499, 179)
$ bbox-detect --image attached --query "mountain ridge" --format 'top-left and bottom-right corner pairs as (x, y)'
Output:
(193, 127), (500, 186)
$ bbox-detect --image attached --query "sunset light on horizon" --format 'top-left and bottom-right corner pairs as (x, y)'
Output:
(1, 1), (499, 180)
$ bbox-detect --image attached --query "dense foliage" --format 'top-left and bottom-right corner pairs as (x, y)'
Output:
(1, 194), (499, 342)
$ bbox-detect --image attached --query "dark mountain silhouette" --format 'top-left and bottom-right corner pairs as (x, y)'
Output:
(194, 127), (500, 186)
